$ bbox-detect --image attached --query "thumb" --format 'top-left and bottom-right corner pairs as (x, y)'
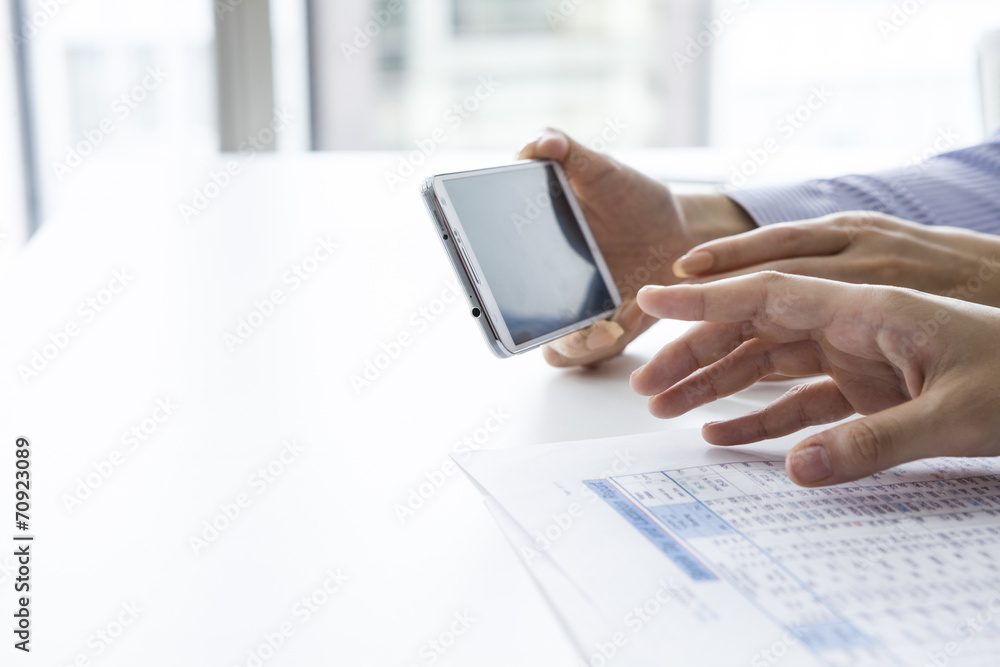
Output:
(516, 128), (612, 186)
(542, 299), (653, 368)
(785, 396), (944, 487)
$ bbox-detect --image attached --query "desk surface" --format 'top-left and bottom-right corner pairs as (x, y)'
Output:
(0, 148), (895, 665)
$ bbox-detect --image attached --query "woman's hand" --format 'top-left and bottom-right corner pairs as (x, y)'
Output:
(630, 272), (1000, 487)
(674, 212), (1000, 307)
(516, 129), (754, 367)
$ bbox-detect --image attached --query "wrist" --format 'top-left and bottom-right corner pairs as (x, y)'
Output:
(677, 194), (757, 248)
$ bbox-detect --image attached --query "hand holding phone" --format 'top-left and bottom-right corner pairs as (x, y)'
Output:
(422, 160), (621, 357)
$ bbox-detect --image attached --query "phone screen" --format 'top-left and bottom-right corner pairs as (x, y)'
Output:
(441, 164), (615, 346)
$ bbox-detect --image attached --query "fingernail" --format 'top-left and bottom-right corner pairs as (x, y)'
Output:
(637, 285), (663, 296)
(788, 445), (832, 484)
(673, 252), (714, 277)
(550, 331), (588, 359)
(515, 134), (543, 158)
(549, 321), (623, 360)
(585, 321), (624, 351)
(618, 299), (645, 330)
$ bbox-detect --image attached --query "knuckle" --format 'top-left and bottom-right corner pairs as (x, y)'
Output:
(754, 347), (775, 379)
(738, 319), (757, 343)
(770, 224), (803, 248)
(758, 269), (787, 284)
(876, 287), (915, 316)
(843, 420), (892, 470)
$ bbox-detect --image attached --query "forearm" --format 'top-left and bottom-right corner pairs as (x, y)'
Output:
(677, 193), (757, 247)
(725, 134), (1000, 235)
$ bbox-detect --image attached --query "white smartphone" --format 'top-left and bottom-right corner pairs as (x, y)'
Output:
(421, 160), (621, 358)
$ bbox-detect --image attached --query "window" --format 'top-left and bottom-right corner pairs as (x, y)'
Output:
(452, 0), (552, 34)
(18, 0), (216, 220)
(310, 0), (710, 151)
(311, 0), (1000, 155)
(709, 0), (1000, 152)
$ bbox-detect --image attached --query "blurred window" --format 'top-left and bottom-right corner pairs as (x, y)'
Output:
(310, 0), (1000, 152)
(18, 0), (217, 219)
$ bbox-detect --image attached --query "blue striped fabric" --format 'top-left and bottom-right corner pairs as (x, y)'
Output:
(727, 131), (1000, 236)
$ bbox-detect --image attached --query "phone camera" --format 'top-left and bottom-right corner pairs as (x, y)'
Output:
(471, 308), (481, 318)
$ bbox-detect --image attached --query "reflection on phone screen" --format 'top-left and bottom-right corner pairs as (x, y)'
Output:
(443, 165), (614, 345)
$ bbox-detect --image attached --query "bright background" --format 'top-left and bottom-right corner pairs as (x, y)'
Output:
(4, 0), (1000, 255)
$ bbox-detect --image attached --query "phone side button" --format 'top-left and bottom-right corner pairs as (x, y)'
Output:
(466, 261), (480, 284)
(457, 246), (480, 284)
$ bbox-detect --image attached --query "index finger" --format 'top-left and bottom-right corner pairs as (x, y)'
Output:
(636, 272), (854, 332)
(673, 216), (850, 278)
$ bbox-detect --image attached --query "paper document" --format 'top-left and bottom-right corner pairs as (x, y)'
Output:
(459, 428), (1000, 667)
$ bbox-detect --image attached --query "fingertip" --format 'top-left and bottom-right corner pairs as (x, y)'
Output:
(635, 285), (671, 315)
(673, 251), (714, 278)
(629, 363), (651, 395)
(786, 441), (834, 487)
(541, 344), (572, 368)
(518, 128), (570, 161)
(534, 128), (569, 160)
(702, 420), (730, 445)
(545, 320), (623, 365)
(647, 394), (686, 420)
(515, 132), (544, 160)
(585, 320), (624, 351)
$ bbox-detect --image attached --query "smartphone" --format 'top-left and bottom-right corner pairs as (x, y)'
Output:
(421, 160), (621, 358)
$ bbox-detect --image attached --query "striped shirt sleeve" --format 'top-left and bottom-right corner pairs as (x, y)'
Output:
(727, 131), (1000, 236)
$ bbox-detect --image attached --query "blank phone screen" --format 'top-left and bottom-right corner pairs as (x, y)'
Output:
(442, 164), (615, 346)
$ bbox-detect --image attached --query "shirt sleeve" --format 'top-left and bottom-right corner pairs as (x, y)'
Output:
(727, 131), (1000, 236)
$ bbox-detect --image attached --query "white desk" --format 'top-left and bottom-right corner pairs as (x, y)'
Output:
(0, 148), (902, 666)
